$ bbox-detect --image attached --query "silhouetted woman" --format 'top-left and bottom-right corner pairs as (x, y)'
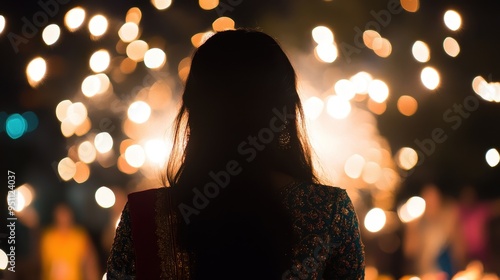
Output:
(107, 29), (365, 279)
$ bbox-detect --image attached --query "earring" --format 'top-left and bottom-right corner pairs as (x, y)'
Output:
(278, 121), (291, 150)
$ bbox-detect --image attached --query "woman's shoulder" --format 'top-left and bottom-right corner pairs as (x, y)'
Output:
(287, 181), (348, 198)
(127, 187), (170, 204)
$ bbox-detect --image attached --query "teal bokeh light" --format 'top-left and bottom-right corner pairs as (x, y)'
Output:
(22, 111), (39, 132)
(6, 113), (28, 139)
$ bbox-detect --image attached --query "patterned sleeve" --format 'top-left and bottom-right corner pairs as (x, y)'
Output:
(106, 203), (136, 280)
(324, 189), (365, 279)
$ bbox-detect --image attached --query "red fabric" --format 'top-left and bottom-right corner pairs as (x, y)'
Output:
(128, 189), (161, 280)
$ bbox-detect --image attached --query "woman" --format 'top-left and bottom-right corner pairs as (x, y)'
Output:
(107, 29), (364, 279)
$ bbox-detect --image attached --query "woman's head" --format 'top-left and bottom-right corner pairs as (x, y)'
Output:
(166, 29), (316, 187)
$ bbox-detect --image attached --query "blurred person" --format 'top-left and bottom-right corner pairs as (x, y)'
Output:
(457, 186), (492, 266)
(40, 203), (100, 280)
(403, 184), (465, 279)
(106, 29), (365, 279)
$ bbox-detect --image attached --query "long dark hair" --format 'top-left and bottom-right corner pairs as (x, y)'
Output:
(163, 29), (318, 277)
(165, 29), (317, 188)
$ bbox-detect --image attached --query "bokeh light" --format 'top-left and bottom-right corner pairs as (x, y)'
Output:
(127, 101), (151, 124)
(95, 186), (116, 208)
(401, 0), (419, 12)
(145, 139), (171, 166)
(78, 140), (97, 163)
(372, 37), (392, 58)
(42, 24), (61, 46)
(56, 100), (72, 121)
(396, 147), (419, 170)
(95, 132), (114, 153)
(125, 144), (146, 168)
(398, 196), (426, 223)
(151, 0), (172, 10)
(485, 148), (500, 167)
(335, 79), (356, 100)
(0, 15), (5, 34)
(368, 80), (389, 103)
(144, 48), (166, 69)
(0, 249), (7, 270)
(88, 15), (108, 37)
(126, 40), (149, 61)
(421, 67), (440, 90)
(350, 71), (372, 93)
(365, 208), (386, 233)
(397, 95), (418, 116)
(344, 154), (366, 179)
(443, 37), (460, 57)
(412, 41), (430, 63)
(6, 114), (27, 139)
(444, 10), (462, 31)
(64, 7), (86, 31)
(118, 22), (139, 43)
(126, 7), (142, 24)
(326, 95), (351, 119)
(89, 49), (110, 73)
(314, 43), (338, 63)
(363, 30), (381, 50)
(26, 57), (47, 87)
(73, 162), (91, 183)
(58, 157), (77, 181)
(312, 26), (334, 45)
(303, 96), (324, 120)
(212, 17), (235, 31)
(199, 0), (219, 10)
(67, 102), (88, 126)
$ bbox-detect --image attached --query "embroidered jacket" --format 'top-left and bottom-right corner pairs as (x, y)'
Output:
(106, 182), (365, 279)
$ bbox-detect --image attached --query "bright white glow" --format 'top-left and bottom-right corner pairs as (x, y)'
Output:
(421, 67), (440, 90)
(88, 15), (108, 37)
(26, 57), (47, 86)
(364, 208), (386, 233)
(335, 79), (356, 100)
(151, 0), (172, 10)
(78, 141), (97, 163)
(486, 148), (500, 167)
(0, 15), (5, 34)
(127, 101), (151, 124)
(125, 144), (146, 168)
(67, 102), (88, 126)
(344, 154), (366, 179)
(102, 273), (108, 280)
(315, 44), (338, 63)
(0, 249), (7, 270)
(303, 96), (324, 120)
(42, 24), (61, 45)
(406, 196), (426, 218)
(368, 79), (389, 103)
(144, 48), (166, 69)
(312, 26), (334, 45)
(95, 132), (113, 153)
(65, 7), (86, 31)
(90, 49), (110, 73)
(412, 40), (430, 63)
(326, 95), (351, 119)
(350, 71), (372, 94)
(7, 188), (25, 212)
(11, 184), (35, 212)
(95, 186), (116, 208)
(95, 73), (111, 94)
(398, 196), (426, 223)
(145, 139), (170, 165)
(58, 157), (76, 181)
(444, 10), (462, 31)
(396, 147), (419, 170)
(118, 22), (139, 43)
(81, 75), (101, 97)
(56, 100), (72, 122)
